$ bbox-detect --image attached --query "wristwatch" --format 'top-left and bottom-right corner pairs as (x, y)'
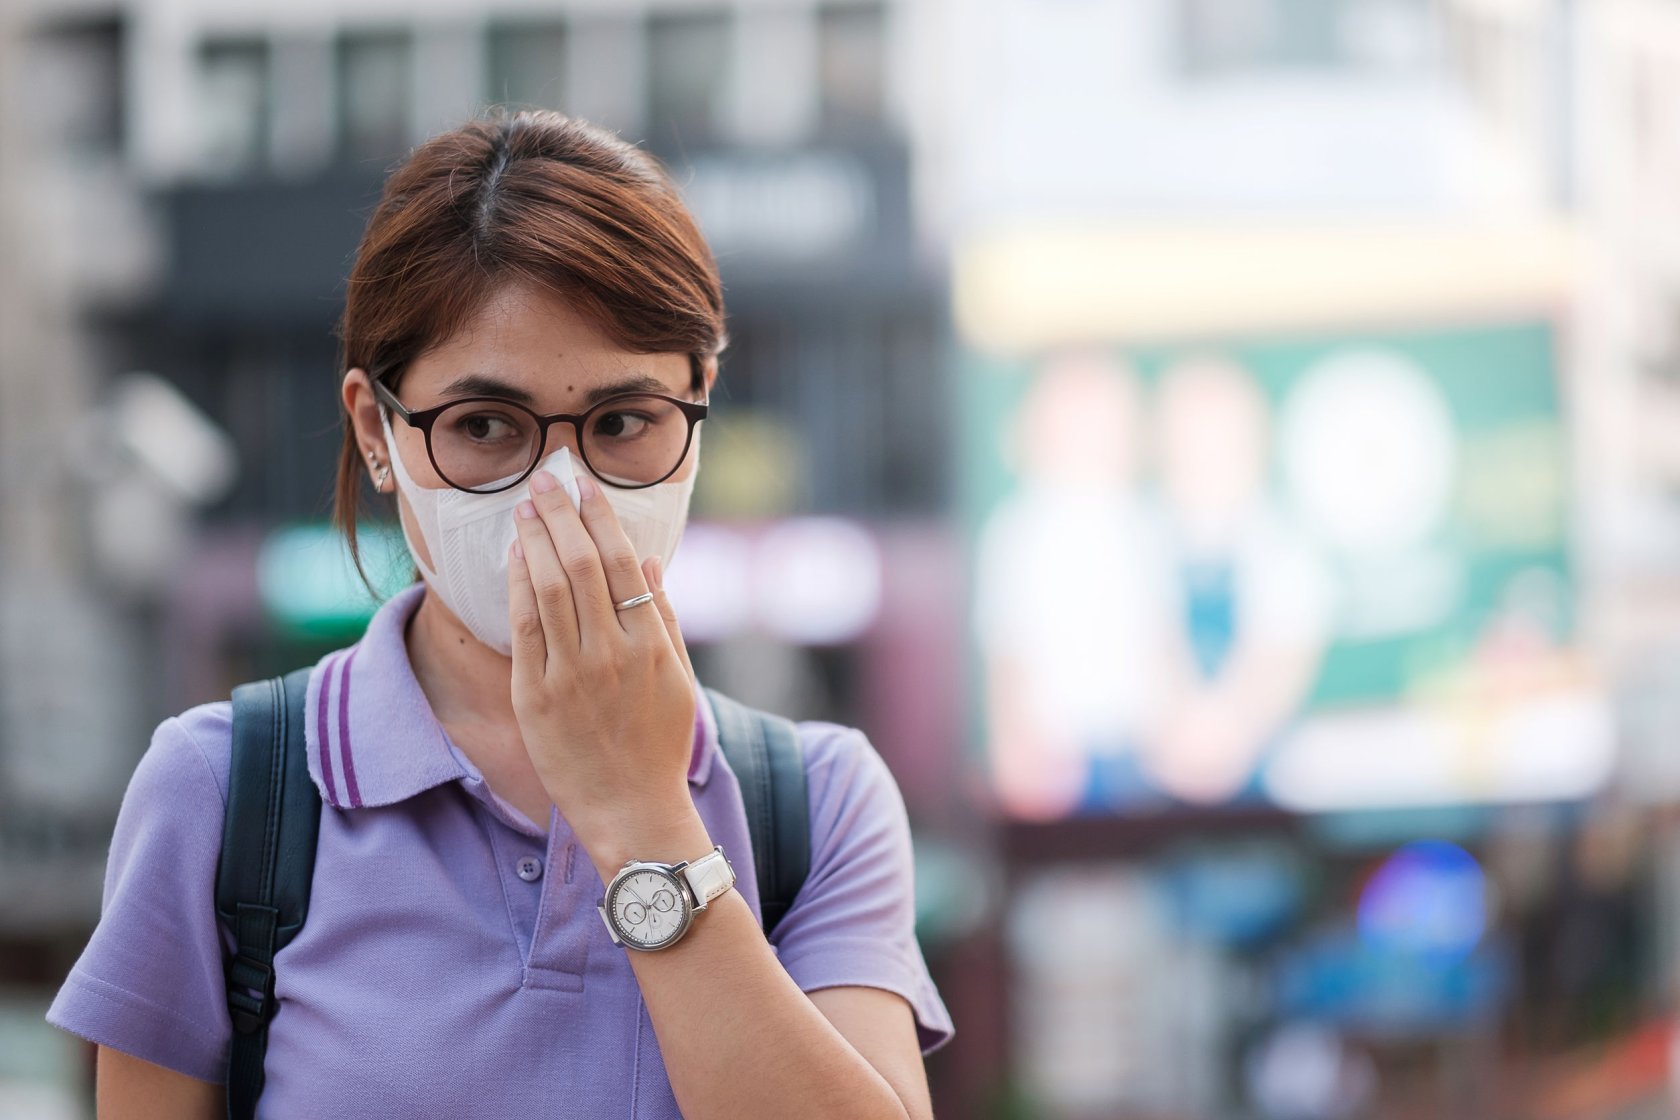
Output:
(597, 844), (736, 951)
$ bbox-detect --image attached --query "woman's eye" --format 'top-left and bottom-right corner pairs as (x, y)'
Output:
(455, 412), (520, 442)
(592, 411), (652, 440)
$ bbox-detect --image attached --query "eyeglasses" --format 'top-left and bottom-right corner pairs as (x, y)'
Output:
(372, 378), (708, 494)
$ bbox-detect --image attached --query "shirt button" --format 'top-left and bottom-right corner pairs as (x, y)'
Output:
(516, 856), (544, 882)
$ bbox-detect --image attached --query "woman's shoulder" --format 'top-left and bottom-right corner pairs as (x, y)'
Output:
(786, 718), (912, 835)
(46, 700), (246, 1083)
(705, 691), (897, 804)
(127, 702), (234, 814)
(141, 653), (346, 812)
(791, 718), (891, 778)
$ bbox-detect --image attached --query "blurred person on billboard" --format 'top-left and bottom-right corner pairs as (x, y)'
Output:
(1139, 355), (1332, 804)
(974, 349), (1329, 815)
(975, 349), (1166, 818)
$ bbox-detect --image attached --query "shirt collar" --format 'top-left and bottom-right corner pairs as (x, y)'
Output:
(305, 582), (717, 810)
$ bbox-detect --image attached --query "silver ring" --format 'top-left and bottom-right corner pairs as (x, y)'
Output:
(613, 592), (656, 612)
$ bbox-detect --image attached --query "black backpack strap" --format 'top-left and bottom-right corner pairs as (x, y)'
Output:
(215, 668), (321, 1120)
(704, 688), (810, 937)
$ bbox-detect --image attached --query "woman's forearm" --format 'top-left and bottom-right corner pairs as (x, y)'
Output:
(581, 807), (913, 1120)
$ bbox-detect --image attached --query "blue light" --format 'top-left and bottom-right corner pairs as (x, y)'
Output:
(1356, 840), (1486, 962)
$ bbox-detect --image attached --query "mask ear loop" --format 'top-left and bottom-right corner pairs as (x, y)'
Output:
(378, 410), (415, 489)
(378, 411), (446, 588)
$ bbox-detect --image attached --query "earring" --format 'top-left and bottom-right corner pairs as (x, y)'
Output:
(374, 465), (391, 490)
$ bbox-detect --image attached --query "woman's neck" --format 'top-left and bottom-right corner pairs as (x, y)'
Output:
(402, 586), (517, 730)
(402, 585), (560, 832)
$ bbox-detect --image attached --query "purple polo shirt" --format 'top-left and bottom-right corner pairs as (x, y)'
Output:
(47, 583), (953, 1116)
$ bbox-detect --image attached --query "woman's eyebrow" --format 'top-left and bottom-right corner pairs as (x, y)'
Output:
(440, 373), (536, 404)
(439, 371), (676, 409)
(581, 373), (672, 407)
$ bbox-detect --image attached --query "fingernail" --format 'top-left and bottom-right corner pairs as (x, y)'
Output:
(517, 500), (537, 520)
(531, 470), (557, 494)
(650, 557), (663, 589)
(511, 539), (524, 560)
(577, 473), (596, 501)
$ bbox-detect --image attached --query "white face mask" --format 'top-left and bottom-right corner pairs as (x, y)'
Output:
(381, 413), (699, 655)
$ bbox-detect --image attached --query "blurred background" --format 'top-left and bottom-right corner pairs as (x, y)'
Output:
(3, 0), (1680, 1117)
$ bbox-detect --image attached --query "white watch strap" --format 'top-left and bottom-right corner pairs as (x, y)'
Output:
(682, 845), (735, 908)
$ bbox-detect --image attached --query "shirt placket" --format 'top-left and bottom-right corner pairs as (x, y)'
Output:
(464, 779), (593, 990)
(522, 810), (594, 989)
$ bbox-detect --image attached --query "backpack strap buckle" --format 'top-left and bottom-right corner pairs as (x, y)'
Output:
(226, 903), (280, 1036)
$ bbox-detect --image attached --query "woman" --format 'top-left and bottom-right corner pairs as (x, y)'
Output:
(47, 110), (953, 1118)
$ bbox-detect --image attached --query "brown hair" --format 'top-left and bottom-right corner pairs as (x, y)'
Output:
(332, 109), (726, 585)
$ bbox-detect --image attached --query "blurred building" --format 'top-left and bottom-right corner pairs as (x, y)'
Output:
(0, 0), (158, 940)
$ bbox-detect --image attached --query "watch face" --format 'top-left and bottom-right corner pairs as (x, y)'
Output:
(608, 867), (690, 949)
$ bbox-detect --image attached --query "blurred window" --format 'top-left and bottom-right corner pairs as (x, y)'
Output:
(1180, 0), (1435, 76)
(487, 21), (569, 110)
(817, 3), (888, 136)
(198, 39), (271, 177)
(339, 30), (412, 163)
(723, 306), (946, 514)
(647, 10), (732, 145)
(29, 18), (125, 161)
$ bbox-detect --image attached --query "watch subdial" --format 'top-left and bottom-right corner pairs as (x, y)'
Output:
(652, 889), (677, 913)
(624, 902), (647, 927)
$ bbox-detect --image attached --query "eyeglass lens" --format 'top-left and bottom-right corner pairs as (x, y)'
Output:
(429, 395), (693, 491)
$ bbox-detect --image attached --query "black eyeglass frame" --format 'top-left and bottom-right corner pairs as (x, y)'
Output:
(372, 377), (709, 494)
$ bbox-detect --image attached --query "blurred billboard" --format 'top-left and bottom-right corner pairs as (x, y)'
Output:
(965, 231), (1612, 819)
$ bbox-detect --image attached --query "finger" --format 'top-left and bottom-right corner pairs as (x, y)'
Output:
(506, 537), (546, 677)
(528, 466), (618, 644)
(644, 556), (695, 684)
(514, 497), (580, 658)
(573, 472), (662, 640)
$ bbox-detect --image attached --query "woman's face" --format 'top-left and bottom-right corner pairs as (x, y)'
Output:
(343, 281), (713, 575)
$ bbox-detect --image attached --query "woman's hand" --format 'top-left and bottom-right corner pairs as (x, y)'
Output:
(506, 466), (702, 865)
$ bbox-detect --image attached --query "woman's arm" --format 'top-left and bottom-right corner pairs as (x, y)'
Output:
(808, 986), (935, 1120)
(583, 817), (932, 1120)
(96, 1046), (221, 1120)
(46, 714), (237, 1118)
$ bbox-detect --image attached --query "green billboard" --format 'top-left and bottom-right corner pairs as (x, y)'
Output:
(966, 320), (1607, 816)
